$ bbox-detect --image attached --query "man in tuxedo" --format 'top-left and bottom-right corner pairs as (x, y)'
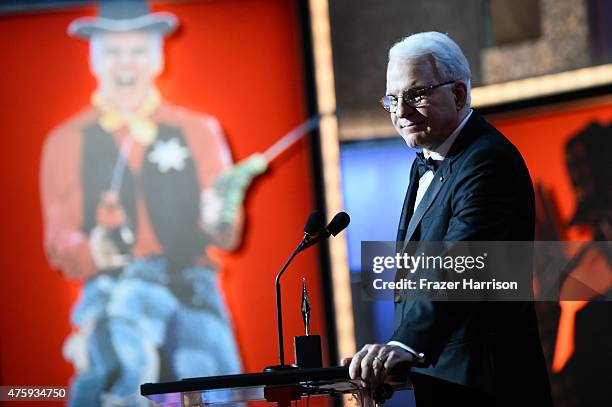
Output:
(347, 32), (552, 405)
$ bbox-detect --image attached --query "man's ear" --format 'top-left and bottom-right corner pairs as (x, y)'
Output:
(452, 82), (468, 110)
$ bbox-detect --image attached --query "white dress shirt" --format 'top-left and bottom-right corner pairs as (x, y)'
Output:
(413, 109), (473, 213)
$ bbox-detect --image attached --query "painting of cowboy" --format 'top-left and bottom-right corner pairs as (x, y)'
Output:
(40, 1), (251, 405)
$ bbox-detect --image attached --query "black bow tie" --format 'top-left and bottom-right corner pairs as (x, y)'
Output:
(415, 152), (442, 178)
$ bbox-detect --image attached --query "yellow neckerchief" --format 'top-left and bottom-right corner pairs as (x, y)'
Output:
(91, 88), (161, 146)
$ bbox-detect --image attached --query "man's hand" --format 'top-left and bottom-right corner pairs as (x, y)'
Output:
(89, 226), (131, 270)
(90, 191), (132, 271)
(204, 153), (268, 229)
(344, 344), (414, 388)
(201, 154), (267, 244)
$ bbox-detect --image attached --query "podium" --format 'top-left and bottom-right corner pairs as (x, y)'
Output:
(139, 211), (414, 405)
(141, 366), (410, 406)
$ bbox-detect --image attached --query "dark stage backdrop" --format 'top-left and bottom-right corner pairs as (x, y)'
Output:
(491, 100), (612, 406)
(0, 0), (330, 397)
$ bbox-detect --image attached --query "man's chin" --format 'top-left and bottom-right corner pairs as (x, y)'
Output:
(399, 130), (427, 148)
(108, 91), (147, 111)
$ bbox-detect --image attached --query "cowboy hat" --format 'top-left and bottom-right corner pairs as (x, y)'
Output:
(68, 0), (178, 39)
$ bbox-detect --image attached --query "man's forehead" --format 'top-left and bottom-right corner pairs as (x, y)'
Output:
(96, 31), (157, 45)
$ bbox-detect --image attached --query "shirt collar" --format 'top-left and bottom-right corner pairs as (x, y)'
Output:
(423, 109), (473, 161)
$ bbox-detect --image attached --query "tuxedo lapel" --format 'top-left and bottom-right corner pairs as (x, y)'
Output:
(402, 160), (451, 249)
(396, 159), (420, 244)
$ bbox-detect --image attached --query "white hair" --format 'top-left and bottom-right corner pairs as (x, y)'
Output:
(389, 31), (471, 105)
(89, 31), (163, 75)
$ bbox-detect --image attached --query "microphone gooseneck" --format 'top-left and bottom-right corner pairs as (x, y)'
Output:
(266, 211), (350, 371)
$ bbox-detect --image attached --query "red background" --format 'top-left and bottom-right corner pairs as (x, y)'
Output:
(0, 0), (329, 392)
(490, 100), (612, 241)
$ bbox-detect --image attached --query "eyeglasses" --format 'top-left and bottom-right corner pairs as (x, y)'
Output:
(380, 80), (455, 113)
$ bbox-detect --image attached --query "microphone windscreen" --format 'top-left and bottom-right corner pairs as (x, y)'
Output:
(304, 211), (325, 236)
(326, 212), (350, 236)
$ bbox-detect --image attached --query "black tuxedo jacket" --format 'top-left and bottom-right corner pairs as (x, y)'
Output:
(391, 111), (552, 405)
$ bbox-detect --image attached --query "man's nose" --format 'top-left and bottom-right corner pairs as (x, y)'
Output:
(116, 51), (135, 65)
(395, 99), (415, 118)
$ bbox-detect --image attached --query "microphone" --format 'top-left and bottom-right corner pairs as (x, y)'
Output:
(296, 211), (325, 253)
(265, 210), (350, 371)
(303, 210), (325, 240)
(326, 211), (350, 236)
(298, 211), (350, 252)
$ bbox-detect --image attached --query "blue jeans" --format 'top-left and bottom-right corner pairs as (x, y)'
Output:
(68, 258), (242, 406)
